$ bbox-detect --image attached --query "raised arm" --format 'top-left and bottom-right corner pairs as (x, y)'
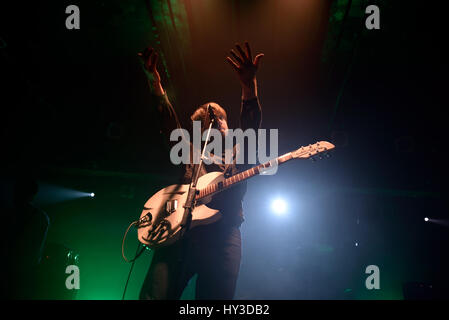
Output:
(138, 47), (164, 96)
(138, 47), (182, 144)
(226, 42), (263, 131)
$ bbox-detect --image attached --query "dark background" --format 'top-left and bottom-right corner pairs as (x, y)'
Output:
(1, 0), (448, 299)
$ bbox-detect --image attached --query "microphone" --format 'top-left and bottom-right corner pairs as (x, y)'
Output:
(207, 104), (216, 124)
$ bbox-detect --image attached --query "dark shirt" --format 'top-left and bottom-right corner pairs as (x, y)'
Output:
(155, 93), (262, 226)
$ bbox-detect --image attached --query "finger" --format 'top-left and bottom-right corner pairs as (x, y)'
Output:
(226, 57), (240, 71)
(244, 41), (252, 61)
(150, 51), (158, 68)
(137, 52), (145, 62)
(235, 43), (248, 61)
(143, 47), (153, 58)
(254, 53), (264, 68)
(229, 49), (243, 65)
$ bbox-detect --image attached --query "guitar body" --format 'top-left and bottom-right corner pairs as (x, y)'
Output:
(137, 171), (224, 249)
(136, 141), (335, 249)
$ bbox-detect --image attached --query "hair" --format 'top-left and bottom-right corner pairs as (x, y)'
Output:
(190, 102), (227, 127)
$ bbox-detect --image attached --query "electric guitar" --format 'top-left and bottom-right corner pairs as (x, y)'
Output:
(137, 141), (335, 249)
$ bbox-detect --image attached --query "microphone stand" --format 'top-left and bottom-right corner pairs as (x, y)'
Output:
(179, 105), (216, 237)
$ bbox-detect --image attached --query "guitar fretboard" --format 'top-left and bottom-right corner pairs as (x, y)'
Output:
(196, 152), (293, 200)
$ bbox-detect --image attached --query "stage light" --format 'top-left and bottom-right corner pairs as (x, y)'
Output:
(33, 183), (98, 205)
(355, 242), (358, 247)
(271, 198), (287, 215)
(424, 217), (429, 222)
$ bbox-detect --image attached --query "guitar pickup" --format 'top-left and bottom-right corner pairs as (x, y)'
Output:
(165, 199), (178, 214)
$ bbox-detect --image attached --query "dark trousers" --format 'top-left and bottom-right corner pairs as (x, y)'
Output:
(139, 221), (242, 300)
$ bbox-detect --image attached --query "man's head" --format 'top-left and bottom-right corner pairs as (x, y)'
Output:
(190, 102), (228, 136)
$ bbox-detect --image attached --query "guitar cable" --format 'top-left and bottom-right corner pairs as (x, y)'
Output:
(121, 220), (148, 300)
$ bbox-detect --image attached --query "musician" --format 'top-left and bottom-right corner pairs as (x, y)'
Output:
(138, 42), (264, 300)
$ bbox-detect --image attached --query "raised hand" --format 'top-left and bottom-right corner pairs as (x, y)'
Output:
(226, 42), (264, 94)
(138, 47), (164, 96)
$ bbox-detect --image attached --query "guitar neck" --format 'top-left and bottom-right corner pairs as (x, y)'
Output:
(196, 152), (294, 200)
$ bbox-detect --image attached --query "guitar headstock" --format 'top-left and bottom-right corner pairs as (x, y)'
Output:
(291, 141), (335, 160)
